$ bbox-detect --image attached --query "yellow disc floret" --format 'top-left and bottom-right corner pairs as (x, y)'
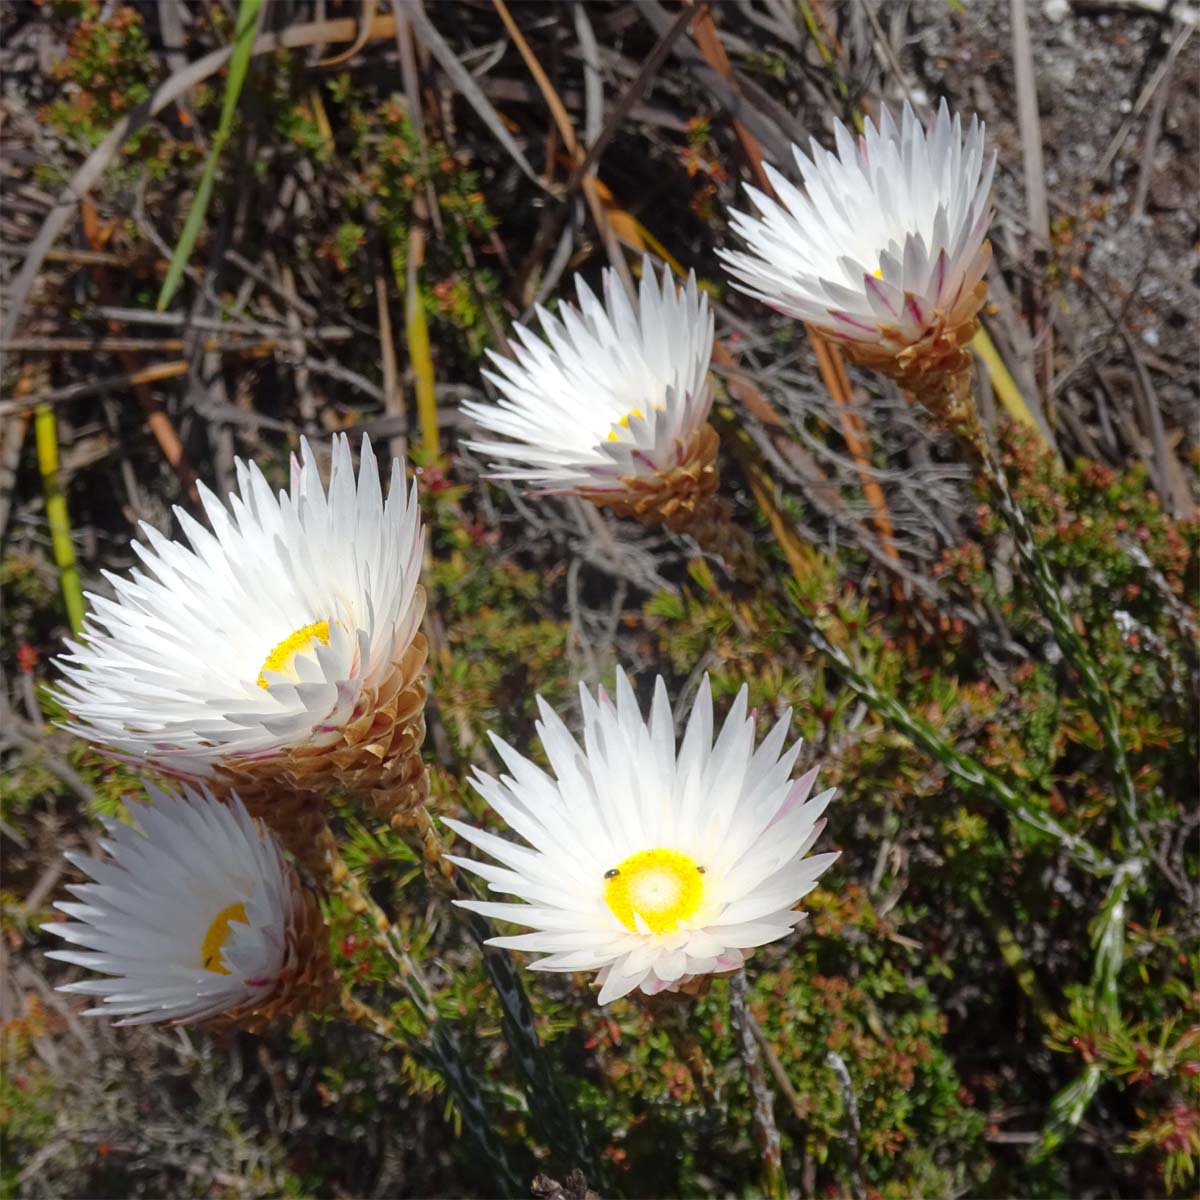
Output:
(604, 847), (705, 934)
(200, 902), (249, 975)
(606, 407), (646, 442)
(256, 620), (330, 689)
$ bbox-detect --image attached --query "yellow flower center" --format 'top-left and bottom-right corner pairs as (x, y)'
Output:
(200, 902), (249, 975)
(603, 847), (705, 934)
(606, 407), (646, 442)
(256, 620), (330, 689)
(873, 268), (884, 279)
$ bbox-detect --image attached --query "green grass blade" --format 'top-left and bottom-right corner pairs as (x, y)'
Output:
(156, 0), (263, 311)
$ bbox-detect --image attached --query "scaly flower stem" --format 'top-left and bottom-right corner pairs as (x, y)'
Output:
(1034, 857), (1145, 1161)
(715, 424), (1115, 879)
(781, 584), (1114, 879)
(320, 824), (523, 1195)
(729, 971), (787, 1200)
(406, 803), (603, 1184)
(682, 493), (760, 579)
(976, 445), (1142, 851)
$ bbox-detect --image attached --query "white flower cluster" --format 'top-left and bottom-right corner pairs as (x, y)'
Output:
(47, 98), (993, 1019)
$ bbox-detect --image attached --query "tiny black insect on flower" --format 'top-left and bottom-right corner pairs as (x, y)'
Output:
(604, 868), (620, 879)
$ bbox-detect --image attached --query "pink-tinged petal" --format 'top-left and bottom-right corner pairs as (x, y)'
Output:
(830, 309), (878, 334)
(930, 249), (951, 306)
(640, 974), (675, 996)
(864, 274), (900, 321)
(769, 765), (822, 827)
(904, 293), (930, 330)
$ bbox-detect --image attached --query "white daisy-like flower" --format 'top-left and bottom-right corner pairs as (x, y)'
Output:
(719, 99), (995, 352)
(462, 257), (714, 495)
(446, 671), (838, 1005)
(45, 784), (325, 1025)
(54, 434), (425, 784)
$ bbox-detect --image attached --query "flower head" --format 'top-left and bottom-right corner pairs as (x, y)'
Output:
(720, 100), (995, 353)
(45, 784), (332, 1026)
(463, 257), (714, 495)
(446, 672), (838, 1004)
(54, 435), (426, 797)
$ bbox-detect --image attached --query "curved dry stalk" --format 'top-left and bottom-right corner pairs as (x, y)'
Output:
(729, 971), (787, 1200)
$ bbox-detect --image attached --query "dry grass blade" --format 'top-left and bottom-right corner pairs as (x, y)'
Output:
(491, 0), (632, 291)
(1010, 0), (1050, 244)
(320, 0), (377, 66)
(1009, 0), (1054, 403)
(404, 0), (549, 192)
(1096, 20), (1194, 177)
(81, 200), (200, 503)
(566, 3), (700, 190)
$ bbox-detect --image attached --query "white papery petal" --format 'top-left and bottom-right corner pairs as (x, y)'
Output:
(462, 257), (714, 492)
(453, 671), (838, 1005)
(43, 784), (295, 1025)
(719, 99), (994, 348)
(52, 435), (424, 777)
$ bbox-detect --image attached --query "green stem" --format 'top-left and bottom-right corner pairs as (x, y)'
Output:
(782, 583), (1114, 879)
(1032, 1065), (1104, 1164)
(324, 827), (523, 1195)
(973, 437), (1145, 1158)
(1089, 859), (1143, 1030)
(978, 448), (1141, 852)
(410, 807), (603, 1183)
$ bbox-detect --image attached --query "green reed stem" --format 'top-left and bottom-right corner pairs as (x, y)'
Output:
(35, 404), (84, 634)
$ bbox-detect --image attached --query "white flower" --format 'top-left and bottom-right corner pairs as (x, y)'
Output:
(462, 257), (714, 494)
(54, 434), (424, 779)
(719, 99), (995, 350)
(446, 671), (838, 1005)
(45, 784), (305, 1025)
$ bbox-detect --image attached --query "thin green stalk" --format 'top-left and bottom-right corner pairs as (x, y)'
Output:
(34, 403), (84, 634)
(729, 971), (788, 1200)
(1033, 857), (1144, 1161)
(403, 225), (441, 463)
(325, 828), (523, 1195)
(782, 581), (1115, 879)
(157, 0), (263, 310)
(409, 808), (603, 1183)
(721, 418), (1114, 880)
(978, 449), (1141, 851)
(459, 898), (602, 1182)
(967, 401), (1143, 1157)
